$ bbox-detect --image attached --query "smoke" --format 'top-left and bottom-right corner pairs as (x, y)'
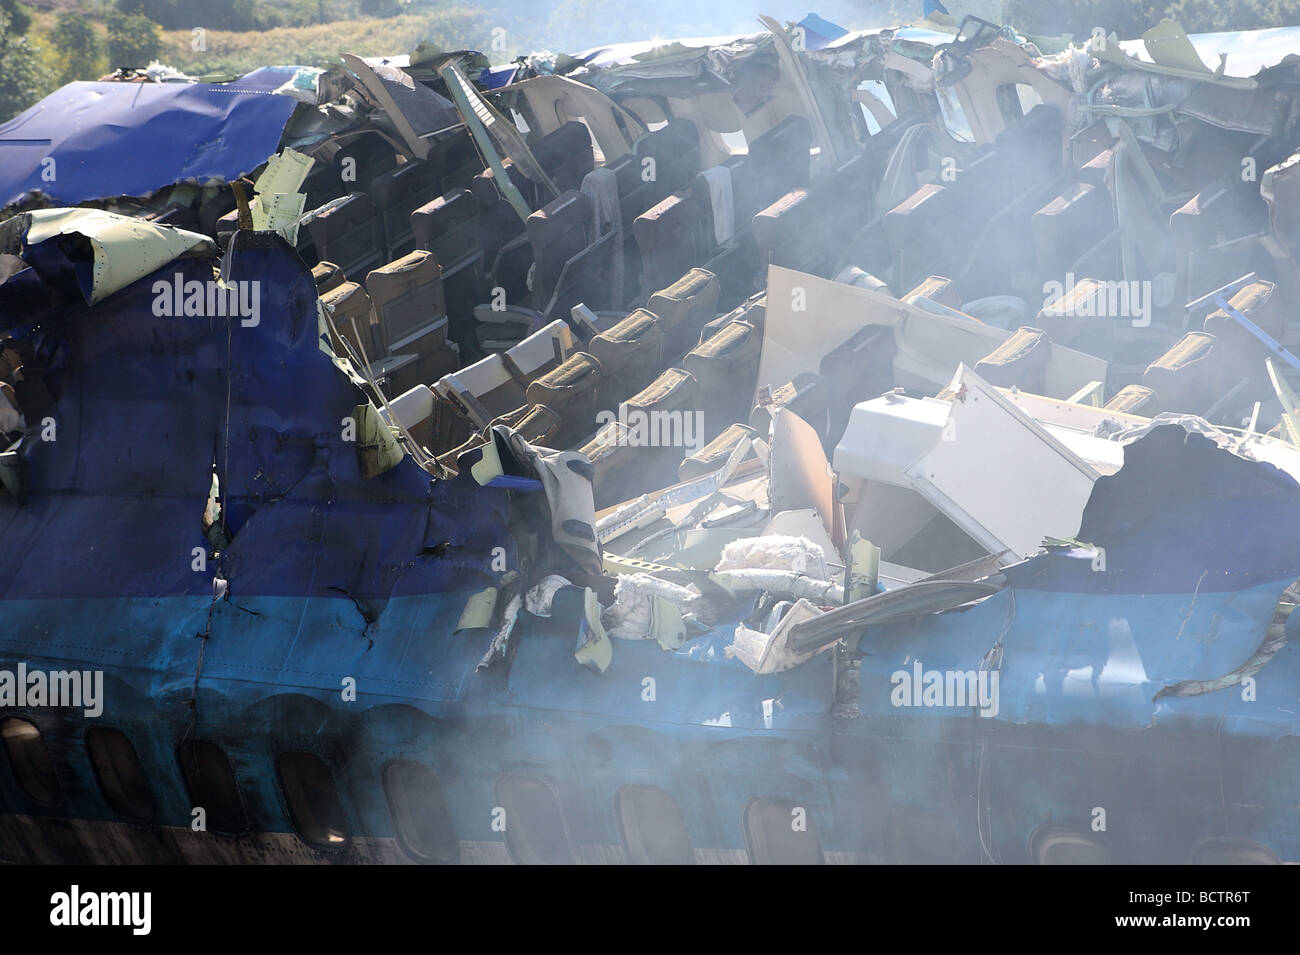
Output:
(478, 0), (911, 55)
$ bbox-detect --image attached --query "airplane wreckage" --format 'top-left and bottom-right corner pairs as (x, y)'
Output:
(1, 9), (1300, 864)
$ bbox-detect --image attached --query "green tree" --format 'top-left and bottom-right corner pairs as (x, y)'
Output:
(106, 12), (162, 68)
(0, 0), (30, 36)
(1002, 0), (1171, 40)
(359, 0), (402, 20)
(0, 9), (52, 122)
(114, 0), (175, 23)
(1167, 0), (1300, 31)
(52, 14), (103, 82)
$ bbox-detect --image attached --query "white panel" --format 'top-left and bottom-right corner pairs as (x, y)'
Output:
(378, 385), (434, 430)
(904, 366), (1100, 556)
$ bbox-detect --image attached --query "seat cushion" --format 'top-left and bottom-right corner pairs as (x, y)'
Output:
(525, 352), (604, 442)
(320, 281), (378, 361)
(1103, 384), (1158, 415)
(1143, 331), (1234, 415)
(645, 267), (720, 356)
(312, 261), (347, 295)
(974, 325), (1051, 393)
(679, 422), (757, 481)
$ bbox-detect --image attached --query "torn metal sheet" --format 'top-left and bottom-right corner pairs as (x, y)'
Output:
(338, 53), (458, 160)
(438, 60), (558, 220)
(500, 75), (648, 163)
(727, 598), (827, 674)
(943, 38), (1072, 144)
(1117, 24), (1300, 79)
(858, 423), (1300, 729)
(0, 81), (298, 207)
(788, 578), (1002, 653)
(768, 407), (837, 543)
(1099, 23), (1257, 89)
(0, 208), (214, 305)
(456, 586), (500, 632)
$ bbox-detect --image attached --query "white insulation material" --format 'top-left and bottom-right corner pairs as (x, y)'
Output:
(524, 574), (572, 616)
(714, 535), (829, 579)
(602, 573), (699, 640)
(711, 568), (844, 604)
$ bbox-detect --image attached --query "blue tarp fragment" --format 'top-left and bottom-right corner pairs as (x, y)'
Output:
(796, 13), (849, 50)
(480, 65), (519, 90)
(0, 81), (299, 208)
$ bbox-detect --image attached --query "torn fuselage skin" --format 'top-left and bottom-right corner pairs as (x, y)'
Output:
(4, 15), (1300, 865)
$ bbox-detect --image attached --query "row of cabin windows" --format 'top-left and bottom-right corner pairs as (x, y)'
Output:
(3, 715), (1286, 865)
(492, 776), (824, 865)
(1, 717), (828, 863)
(0, 718), (346, 849)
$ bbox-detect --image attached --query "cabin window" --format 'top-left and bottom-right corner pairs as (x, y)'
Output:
(742, 798), (823, 864)
(1029, 827), (1106, 864)
(695, 92), (749, 157)
(622, 97), (668, 131)
(717, 130), (749, 155)
(383, 760), (459, 864)
(856, 80), (897, 136)
(935, 86), (974, 143)
(177, 740), (246, 835)
(495, 774), (574, 865)
(277, 751), (349, 849)
(1015, 83), (1044, 115)
(86, 727), (152, 822)
(996, 83), (1044, 128)
(1190, 838), (1279, 865)
(615, 785), (694, 864)
(0, 717), (60, 805)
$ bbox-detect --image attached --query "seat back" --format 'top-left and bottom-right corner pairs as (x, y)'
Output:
(435, 353), (528, 429)
(311, 260), (347, 296)
(411, 188), (484, 351)
(366, 250), (447, 354)
(527, 190), (593, 310)
(635, 119), (701, 206)
(633, 191), (711, 297)
(304, 192), (386, 279)
(587, 307), (664, 405)
(748, 115), (812, 203)
(427, 127), (482, 192)
(371, 159), (442, 259)
(412, 188), (480, 276)
(532, 121), (596, 192)
(645, 267), (720, 359)
(504, 319), (576, 384)
(332, 133), (397, 193)
(973, 325), (1052, 394)
(320, 281), (380, 366)
(525, 352), (605, 448)
(682, 318), (761, 435)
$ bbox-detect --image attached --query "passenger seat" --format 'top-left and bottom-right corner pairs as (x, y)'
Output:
(304, 193), (386, 280)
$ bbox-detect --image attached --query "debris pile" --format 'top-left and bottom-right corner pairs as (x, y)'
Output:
(4, 8), (1300, 864)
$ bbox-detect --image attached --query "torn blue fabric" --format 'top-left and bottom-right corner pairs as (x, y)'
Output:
(0, 81), (299, 207)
